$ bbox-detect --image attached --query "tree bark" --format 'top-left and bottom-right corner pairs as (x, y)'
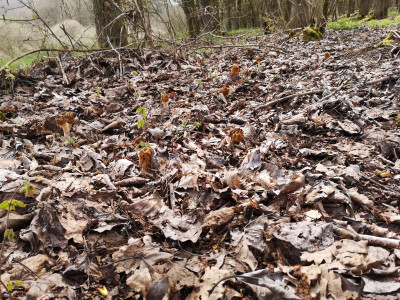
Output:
(373, 0), (390, 19)
(346, 0), (355, 17)
(180, 0), (201, 37)
(359, 0), (371, 18)
(93, 0), (128, 47)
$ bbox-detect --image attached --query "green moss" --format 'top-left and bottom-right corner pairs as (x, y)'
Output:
(0, 111), (6, 122)
(360, 15), (374, 22)
(376, 31), (394, 47)
(289, 29), (302, 38)
(302, 27), (323, 42)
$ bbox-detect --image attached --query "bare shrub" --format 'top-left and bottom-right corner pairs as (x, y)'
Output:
(50, 19), (95, 47)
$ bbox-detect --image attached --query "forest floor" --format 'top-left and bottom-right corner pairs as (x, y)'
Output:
(0, 26), (400, 299)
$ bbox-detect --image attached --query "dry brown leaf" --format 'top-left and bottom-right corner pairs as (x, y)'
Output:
(169, 91), (177, 99)
(203, 207), (235, 228)
(280, 173), (305, 194)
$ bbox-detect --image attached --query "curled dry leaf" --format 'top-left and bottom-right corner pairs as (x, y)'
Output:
(203, 207), (235, 228)
(55, 112), (75, 137)
(280, 173), (305, 194)
(169, 91), (177, 99)
(219, 87), (230, 97)
(229, 128), (244, 145)
(139, 147), (154, 172)
(324, 52), (330, 60)
(146, 277), (171, 300)
(101, 117), (126, 132)
(256, 56), (262, 62)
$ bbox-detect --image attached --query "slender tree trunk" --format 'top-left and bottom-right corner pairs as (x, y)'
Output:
(277, 0), (293, 28)
(288, 0), (309, 28)
(224, 0), (232, 30)
(347, 0), (355, 17)
(93, 0), (128, 47)
(180, 0), (201, 37)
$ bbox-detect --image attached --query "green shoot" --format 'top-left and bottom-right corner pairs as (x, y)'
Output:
(6, 281), (23, 292)
(135, 140), (151, 152)
(20, 181), (35, 198)
(0, 111), (6, 122)
(136, 105), (147, 130)
(95, 87), (102, 96)
(182, 120), (188, 130)
(0, 183), (28, 299)
(65, 137), (76, 146)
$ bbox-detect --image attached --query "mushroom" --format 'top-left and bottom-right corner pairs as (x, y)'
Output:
(139, 147), (154, 172)
(55, 112), (75, 137)
(229, 128), (244, 146)
(219, 87), (230, 97)
(161, 92), (169, 110)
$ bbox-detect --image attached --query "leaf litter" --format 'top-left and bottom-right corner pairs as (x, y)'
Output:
(0, 27), (400, 299)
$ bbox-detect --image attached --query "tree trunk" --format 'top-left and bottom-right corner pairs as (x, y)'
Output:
(373, 0), (390, 19)
(346, 0), (355, 17)
(277, 0), (293, 28)
(288, 0), (309, 28)
(359, 0), (371, 18)
(93, 0), (128, 47)
(224, 0), (232, 31)
(180, 0), (201, 37)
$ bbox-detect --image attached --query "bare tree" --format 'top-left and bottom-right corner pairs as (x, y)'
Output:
(359, 0), (371, 18)
(92, 0), (127, 47)
(346, 0), (355, 17)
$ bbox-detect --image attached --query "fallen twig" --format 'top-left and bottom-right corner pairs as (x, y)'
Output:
(359, 234), (400, 248)
(0, 45), (134, 73)
(257, 90), (323, 110)
(366, 74), (400, 85)
(55, 56), (70, 85)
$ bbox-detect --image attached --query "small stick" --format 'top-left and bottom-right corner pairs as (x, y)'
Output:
(208, 275), (260, 295)
(0, 46), (134, 73)
(257, 90), (323, 110)
(366, 74), (400, 85)
(56, 56), (70, 85)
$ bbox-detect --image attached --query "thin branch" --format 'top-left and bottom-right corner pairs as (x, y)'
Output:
(0, 46), (134, 73)
(257, 90), (323, 110)
(16, 0), (66, 49)
(208, 275), (260, 295)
